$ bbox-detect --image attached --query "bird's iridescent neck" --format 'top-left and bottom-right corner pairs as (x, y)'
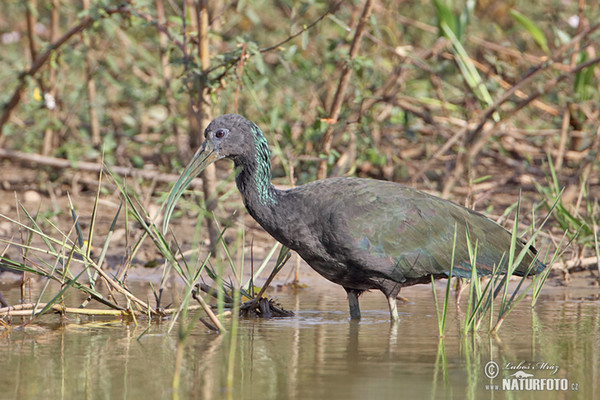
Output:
(234, 124), (278, 207)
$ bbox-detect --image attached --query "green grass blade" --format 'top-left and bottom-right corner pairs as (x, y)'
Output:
(433, 0), (457, 38)
(440, 22), (499, 122)
(95, 201), (122, 274)
(431, 275), (442, 335)
(86, 162), (105, 260)
(509, 9), (550, 54)
(68, 193), (85, 250)
(441, 224), (457, 335)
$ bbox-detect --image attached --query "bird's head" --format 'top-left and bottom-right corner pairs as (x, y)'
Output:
(162, 114), (263, 233)
(202, 114), (260, 160)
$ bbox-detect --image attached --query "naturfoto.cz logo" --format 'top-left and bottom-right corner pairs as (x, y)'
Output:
(484, 360), (579, 392)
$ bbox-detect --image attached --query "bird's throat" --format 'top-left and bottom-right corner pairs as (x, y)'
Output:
(234, 124), (278, 209)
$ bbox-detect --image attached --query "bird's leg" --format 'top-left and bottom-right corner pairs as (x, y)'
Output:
(387, 295), (399, 321)
(345, 288), (362, 319)
(384, 285), (401, 321)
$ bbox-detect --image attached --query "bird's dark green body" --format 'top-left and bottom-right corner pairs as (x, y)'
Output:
(163, 114), (545, 320)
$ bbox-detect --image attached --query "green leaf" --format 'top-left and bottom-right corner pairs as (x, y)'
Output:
(574, 52), (595, 101)
(433, 0), (457, 38)
(252, 51), (266, 75)
(510, 9), (550, 54)
(301, 30), (309, 51)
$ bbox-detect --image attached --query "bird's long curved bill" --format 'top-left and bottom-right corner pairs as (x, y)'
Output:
(162, 141), (222, 234)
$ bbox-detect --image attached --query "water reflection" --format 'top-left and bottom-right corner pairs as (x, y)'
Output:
(0, 286), (598, 399)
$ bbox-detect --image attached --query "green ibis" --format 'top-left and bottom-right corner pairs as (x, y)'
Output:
(163, 114), (545, 320)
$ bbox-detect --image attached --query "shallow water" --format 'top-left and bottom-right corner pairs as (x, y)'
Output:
(0, 284), (598, 400)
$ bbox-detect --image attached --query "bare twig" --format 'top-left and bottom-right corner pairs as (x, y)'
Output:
(555, 108), (570, 171)
(234, 43), (247, 112)
(501, 55), (600, 121)
(25, 0), (38, 61)
(0, 148), (203, 187)
(83, 0), (101, 148)
(317, 0), (374, 179)
(155, 0), (187, 161)
(259, 1), (343, 54)
(192, 287), (226, 332)
(574, 125), (600, 213)
(552, 256), (599, 272)
(129, 8), (186, 53)
(0, 302), (204, 318)
(465, 57), (560, 117)
(193, 0), (219, 253)
(42, 0), (60, 155)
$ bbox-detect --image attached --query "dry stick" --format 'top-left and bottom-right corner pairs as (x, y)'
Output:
(259, 1), (343, 54)
(555, 108), (570, 171)
(317, 0), (374, 180)
(564, 0), (590, 139)
(410, 125), (465, 187)
(25, 0), (38, 61)
(42, 0), (60, 156)
(574, 125), (600, 214)
(82, 0), (101, 148)
(234, 44), (247, 112)
(86, 259), (152, 312)
(155, 0), (186, 161)
(24, 0), (46, 98)
(0, 303), (204, 317)
(396, 13), (438, 35)
(198, 282), (235, 303)
(0, 148), (203, 187)
(192, 290), (226, 332)
(25, 0), (53, 152)
(194, 0), (219, 253)
(131, 8), (186, 55)
(81, 40), (102, 148)
(491, 54), (600, 126)
(469, 37), (571, 73)
(552, 256), (600, 272)
(14, 195), (31, 306)
(465, 57), (560, 117)
(492, 136), (588, 164)
(0, 5), (131, 139)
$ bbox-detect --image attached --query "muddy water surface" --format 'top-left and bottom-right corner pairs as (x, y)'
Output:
(0, 284), (598, 399)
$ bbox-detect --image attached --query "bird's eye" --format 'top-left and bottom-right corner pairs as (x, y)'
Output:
(214, 129), (228, 139)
